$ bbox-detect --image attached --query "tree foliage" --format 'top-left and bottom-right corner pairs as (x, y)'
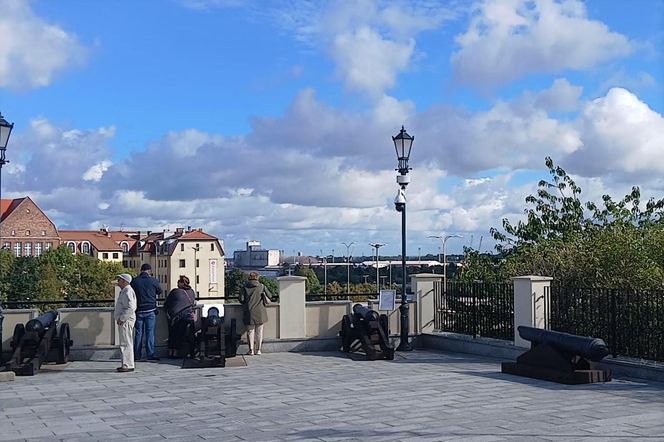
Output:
(0, 245), (132, 307)
(476, 157), (664, 289)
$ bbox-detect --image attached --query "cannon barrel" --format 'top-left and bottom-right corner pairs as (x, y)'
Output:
(517, 326), (609, 362)
(25, 311), (58, 333)
(352, 304), (379, 321)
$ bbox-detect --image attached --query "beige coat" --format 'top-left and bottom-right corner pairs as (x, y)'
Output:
(115, 285), (137, 323)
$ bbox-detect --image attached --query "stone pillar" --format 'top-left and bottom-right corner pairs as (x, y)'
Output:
(512, 275), (553, 348)
(278, 276), (307, 339)
(411, 273), (443, 334)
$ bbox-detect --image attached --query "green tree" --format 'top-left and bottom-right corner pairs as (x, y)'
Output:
(259, 275), (278, 298)
(295, 265), (321, 293)
(483, 157), (664, 289)
(0, 249), (15, 303)
(225, 268), (247, 298)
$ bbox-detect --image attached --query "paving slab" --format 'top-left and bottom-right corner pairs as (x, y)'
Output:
(0, 351), (663, 441)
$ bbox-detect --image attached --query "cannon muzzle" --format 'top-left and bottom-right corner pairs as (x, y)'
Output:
(517, 326), (609, 362)
(25, 311), (58, 333)
(352, 304), (380, 321)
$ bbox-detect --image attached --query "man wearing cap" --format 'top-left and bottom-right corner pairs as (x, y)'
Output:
(115, 274), (137, 372)
(131, 263), (163, 361)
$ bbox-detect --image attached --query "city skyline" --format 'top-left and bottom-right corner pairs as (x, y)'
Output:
(0, 0), (662, 256)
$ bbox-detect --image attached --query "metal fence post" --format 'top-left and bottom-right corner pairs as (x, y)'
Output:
(610, 289), (617, 358)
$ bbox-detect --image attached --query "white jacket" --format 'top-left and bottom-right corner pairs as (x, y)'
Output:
(115, 285), (137, 323)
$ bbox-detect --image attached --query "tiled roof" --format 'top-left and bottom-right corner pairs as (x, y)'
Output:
(60, 230), (123, 251)
(0, 198), (25, 221)
(178, 230), (218, 241)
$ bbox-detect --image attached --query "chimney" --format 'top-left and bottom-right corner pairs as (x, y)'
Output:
(187, 226), (192, 232)
(176, 227), (184, 234)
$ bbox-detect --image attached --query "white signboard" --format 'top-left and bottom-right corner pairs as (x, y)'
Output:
(378, 289), (396, 311)
(209, 259), (218, 284)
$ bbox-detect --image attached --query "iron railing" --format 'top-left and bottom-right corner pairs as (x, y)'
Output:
(434, 281), (513, 340)
(550, 286), (664, 362)
(0, 296), (244, 311)
(305, 293), (378, 302)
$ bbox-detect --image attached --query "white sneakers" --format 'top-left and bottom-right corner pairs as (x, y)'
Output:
(246, 349), (262, 356)
(256, 350), (262, 355)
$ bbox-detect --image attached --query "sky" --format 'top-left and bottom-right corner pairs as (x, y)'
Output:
(0, 0), (663, 259)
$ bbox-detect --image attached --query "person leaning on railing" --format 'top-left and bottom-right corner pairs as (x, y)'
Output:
(239, 272), (272, 355)
(163, 275), (197, 358)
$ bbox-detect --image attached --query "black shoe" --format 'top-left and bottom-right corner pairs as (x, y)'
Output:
(117, 367), (135, 373)
(147, 357), (160, 362)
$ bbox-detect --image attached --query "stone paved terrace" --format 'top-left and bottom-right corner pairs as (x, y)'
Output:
(1, 350), (663, 441)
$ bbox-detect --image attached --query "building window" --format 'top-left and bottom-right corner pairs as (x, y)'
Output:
(3, 241), (9, 250)
(121, 242), (129, 253)
(42, 230), (46, 236)
(25, 230), (30, 236)
(24, 242), (32, 256)
(196, 259), (199, 267)
(68, 242), (76, 254)
(179, 259), (185, 268)
(14, 242), (21, 257)
(196, 275), (200, 284)
(82, 242), (90, 255)
(35, 242), (42, 257)
(123, 260), (128, 267)
(113, 252), (119, 259)
(11, 230), (15, 236)
(102, 252), (109, 259)
(180, 243), (184, 251)
(45, 242), (52, 251)
(211, 243), (214, 251)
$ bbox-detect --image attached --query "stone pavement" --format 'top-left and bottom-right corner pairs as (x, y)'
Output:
(1, 350), (663, 441)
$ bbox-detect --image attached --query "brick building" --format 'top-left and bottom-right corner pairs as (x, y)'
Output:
(0, 197), (60, 257)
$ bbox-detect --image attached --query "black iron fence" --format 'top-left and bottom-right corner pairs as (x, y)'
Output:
(550, 286), (664, 362)
(305, 293), (378, 302)
(434, 281), (513, 340)
(0, 296), (244, 311)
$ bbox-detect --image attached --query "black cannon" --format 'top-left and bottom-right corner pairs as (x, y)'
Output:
(501, 326), (611, 384)
(181, 307), (240, 369)
(339, 304), (394, 360)
(4, 311), (73, 376)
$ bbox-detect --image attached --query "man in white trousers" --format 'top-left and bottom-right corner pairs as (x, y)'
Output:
(115, 274), (137, 373)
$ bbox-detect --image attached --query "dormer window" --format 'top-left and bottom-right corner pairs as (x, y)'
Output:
(25, 230), (30, 236)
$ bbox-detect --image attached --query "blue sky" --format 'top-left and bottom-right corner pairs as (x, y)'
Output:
(0, 0), (663, 258)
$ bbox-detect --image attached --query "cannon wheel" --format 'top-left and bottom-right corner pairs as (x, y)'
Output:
(340, 315), (352, 353)
(10, 324), (25, 351)
(379, 314), (389, 336)
(225, 318), (238, 358)
(57, 323), (72, 364)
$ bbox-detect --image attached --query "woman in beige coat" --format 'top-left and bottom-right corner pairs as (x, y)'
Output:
(239, 272), (272, 355)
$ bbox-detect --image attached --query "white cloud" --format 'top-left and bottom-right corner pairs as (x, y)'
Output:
(451, 0), (632, 88)
(83, 160), (112, 182)
(566, 87), (664, 177)
(0, 0), (87, 90)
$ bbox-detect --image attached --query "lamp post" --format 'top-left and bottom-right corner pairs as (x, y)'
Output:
(192, 244), (200, 295)
(0, 113), (14, 250)
(393, 125), (413, 351)
(369, 243), (384, 295)
(428, 234), (462, 294)
(342, 241), (355, 295)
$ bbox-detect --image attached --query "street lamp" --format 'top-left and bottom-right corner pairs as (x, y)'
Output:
(393, 125), (413, 351)
(428, 234), (463, 294)
(369, 243), (385, 295)
(0, 113), (14, 250)
(192, 244), (200, 295)
(342, 241), (355, 295)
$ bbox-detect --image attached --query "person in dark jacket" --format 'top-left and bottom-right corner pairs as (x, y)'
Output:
(239, 272), (272, 355)
(163, 275), (197, 358)
(131, 263), (163, 361)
